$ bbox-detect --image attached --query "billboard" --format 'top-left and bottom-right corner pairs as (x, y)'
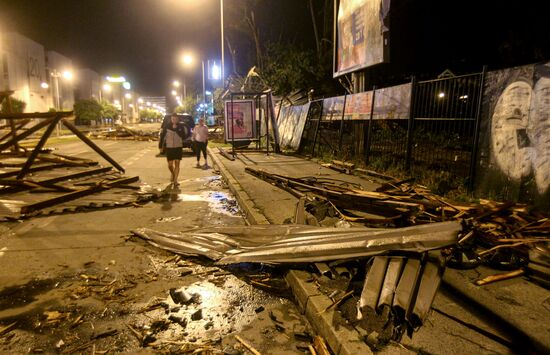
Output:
(277, 103), (311, 150)
(334, 0), (390, 77)
(224, 100), (256, 141)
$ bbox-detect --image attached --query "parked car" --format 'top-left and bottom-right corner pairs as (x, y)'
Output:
(158, 114), (196, 153)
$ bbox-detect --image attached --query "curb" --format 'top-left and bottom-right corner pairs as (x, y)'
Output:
(208, 147), (269, 225)
(286, 270), (373, 355)
(208, 148), (372, 355)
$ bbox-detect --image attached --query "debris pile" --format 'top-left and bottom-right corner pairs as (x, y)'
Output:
(244, 167), (550, 284)
(0, 106), (158, 220)
(88, 126), (158, 141)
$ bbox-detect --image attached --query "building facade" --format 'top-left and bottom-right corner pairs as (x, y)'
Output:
(0, 32), (51, 112)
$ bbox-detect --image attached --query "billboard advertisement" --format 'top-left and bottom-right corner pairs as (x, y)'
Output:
(334, 0), (390, 77)
(224, 100), (256, 141)
(277, 103), (311, 150)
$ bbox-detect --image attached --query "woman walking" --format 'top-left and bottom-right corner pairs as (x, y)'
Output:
(192, 117), (209, 168)
(160, 114), (187, 185)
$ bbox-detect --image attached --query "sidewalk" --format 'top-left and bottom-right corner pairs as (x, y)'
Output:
(208, 147), (550, 354)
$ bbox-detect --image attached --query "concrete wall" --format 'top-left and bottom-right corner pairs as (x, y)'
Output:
(1, 32), (51, 112)
(46, 50), (74, 111)
(476, 62), (550, 209)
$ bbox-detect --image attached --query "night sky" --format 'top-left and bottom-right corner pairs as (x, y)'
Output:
(1, 0), (548, 97)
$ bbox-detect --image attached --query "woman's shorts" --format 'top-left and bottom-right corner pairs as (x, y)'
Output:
(166, 147), (183, 161)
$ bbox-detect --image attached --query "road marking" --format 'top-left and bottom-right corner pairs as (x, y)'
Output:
(124, 148), (151, 167)
(15, 215), (58, 234)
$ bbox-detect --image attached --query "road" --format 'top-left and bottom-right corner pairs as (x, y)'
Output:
(0, 138), (314, 354)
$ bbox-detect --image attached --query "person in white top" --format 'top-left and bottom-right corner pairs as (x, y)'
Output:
(192, 118), (209, 168)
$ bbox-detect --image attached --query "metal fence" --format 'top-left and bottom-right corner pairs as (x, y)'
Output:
(298, 69), (486, 187)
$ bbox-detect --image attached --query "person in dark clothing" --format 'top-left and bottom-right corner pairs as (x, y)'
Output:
(159, 114), (187, 185)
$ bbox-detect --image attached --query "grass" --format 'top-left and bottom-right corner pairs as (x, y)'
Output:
(314, 148), (478, 202)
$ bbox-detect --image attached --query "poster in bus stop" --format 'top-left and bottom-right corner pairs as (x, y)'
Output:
(224, 100), (256, 141)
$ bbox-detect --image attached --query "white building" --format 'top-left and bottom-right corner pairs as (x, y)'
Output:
(0, 32), (51, 112)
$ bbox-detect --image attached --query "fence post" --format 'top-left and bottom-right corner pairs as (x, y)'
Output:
(338, 94), (347, 153)
(405, 76), (417, 171)
(468, 65), (487, 192)
(311, 100), (323, 157)
(364, 86), (377, 164)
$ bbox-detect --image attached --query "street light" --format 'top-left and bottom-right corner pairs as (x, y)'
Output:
(220, 0), (224, 85)
(50, 69), (73, 136)
(50, 69), (73, 110)
(100, 83), (112, 102)
(181, 53), (207, 108)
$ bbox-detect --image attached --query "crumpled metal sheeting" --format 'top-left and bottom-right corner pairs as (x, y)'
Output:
(132, 229), (242, 260)
(132, 221), (461, 264)
(218, 221), (460, 264)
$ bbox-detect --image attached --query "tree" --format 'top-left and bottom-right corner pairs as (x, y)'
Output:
(177, 96), (196, 114)
(213, 88), (225, 116)
(74, 99), (102, 124)
(100, 100), (118, 120)
(139, 109), (163, 122)
(1, 97), (26, 113)
(261, 43), (323, 96)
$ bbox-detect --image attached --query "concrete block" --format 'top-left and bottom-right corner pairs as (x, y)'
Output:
(285, 269), (321, 311)
(339, 339), (373, 355)
(305, 294), (369, 355)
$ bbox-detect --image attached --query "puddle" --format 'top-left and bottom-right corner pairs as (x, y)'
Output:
(164, 191), (241, 217)
(152, 277), (290, 342)
(204, 191), (240, 216)
(0, 278), (62, 311)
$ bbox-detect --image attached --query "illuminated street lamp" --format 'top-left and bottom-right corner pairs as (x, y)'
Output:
(99, 83), (112, 101)
(50, 69), (73, 110)
(220, 0), (225, 85)
(173, 80), (180, 88)
(40, 82), (49, 89)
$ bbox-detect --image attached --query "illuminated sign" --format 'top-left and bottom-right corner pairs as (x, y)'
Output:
(106, 76), (126, 83)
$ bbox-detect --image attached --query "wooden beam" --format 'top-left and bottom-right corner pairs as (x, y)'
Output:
(0, 118), (54, 152)
(0, 163), (68, 179)
(0, 167), (113, 194)
(61, 119), (125, 173)
(0, 119), (30, 143)
(41, 166), (113, 184)
(0, 111), (73, 119)
(17, 117), (61, 179)
(20, 175), (139, 214)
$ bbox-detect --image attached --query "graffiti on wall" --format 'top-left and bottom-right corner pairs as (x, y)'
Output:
(490, 63), (550, 195)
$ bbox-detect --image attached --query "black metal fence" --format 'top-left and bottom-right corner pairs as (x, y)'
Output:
(298, 70), (486, 187)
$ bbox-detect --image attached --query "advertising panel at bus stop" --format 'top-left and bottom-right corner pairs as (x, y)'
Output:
(224, 99), (256, 141)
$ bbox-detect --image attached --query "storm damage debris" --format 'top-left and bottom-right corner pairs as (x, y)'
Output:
(132, 221), (461, 263)
(357, 255), (445, 341)
(0, 102), (159, 219)
(245, 167), (550, 287)
(88, 126), (158, 141)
